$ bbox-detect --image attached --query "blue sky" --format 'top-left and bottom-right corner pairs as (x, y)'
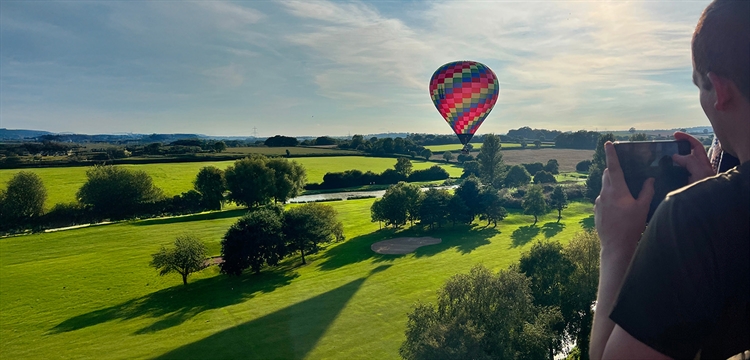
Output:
(1, 0), (711, 137)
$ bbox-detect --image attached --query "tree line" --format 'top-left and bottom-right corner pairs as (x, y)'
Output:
(0, 154), (306, 234)
(306, 158), (449, 190)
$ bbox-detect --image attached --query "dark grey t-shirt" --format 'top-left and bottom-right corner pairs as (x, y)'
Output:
(610, 161), (750, 360)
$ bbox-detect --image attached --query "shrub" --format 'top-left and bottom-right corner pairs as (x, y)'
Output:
(533, 170), (557, 184)
(407, 166), (449, 182)
(576, 160), (592, 172)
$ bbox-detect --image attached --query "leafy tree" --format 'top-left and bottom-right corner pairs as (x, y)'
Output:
(212, 141), (227, 153)
(407, 166), (449, 182)
(313, 136), (337, 146)
(264, 135), (299, 147)
(544, 159), (559, 174)
(0, 171), (46, 224)
(284, 203), (344, 264)
(394, 157), (413, 177)
(519, 241), (575, 358)
(77, 165), (163, 219)
(447, 195), (473, 226)
(534, 140), (542, 149)
(477, 134), (504, 185)
(586, 133), (615, 201)
(193, 166), (225, 210)
(562, 231), (601, 360)
(400, 265), (561, 360)
(549, 186), (569, 222)
(420, 148), (433, 160)
(504, 165), (532, 188)
(478, 187), (508, 227)
(409, 151), (418, 159)
(533, 170), (557, 184)
(521, 140), (528, 148)
(629, 133), (649, 141)
(225, 156), (275, 208)
(576, 160), (592, 172)
(220, 206), (285, 275)
(150, 235), (208, 285)
(456, 153), (474, 164)
(370, 182), (422, 228)
(461, 160), (481, 178)
(418, 188), (451, 229)
(522, 185), (547, 225)
(454, 176), (482, 221)
(266, 158), (306, 203)
(442, 151), (454, 163)
(523, 162), (545, 176)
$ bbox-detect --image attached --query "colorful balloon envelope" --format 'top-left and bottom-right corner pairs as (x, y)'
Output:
(429, 61), (499, 146)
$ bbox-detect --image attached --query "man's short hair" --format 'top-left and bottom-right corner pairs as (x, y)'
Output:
(692, 0), (750, 102)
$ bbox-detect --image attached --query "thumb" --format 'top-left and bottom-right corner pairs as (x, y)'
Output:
(672, 153), (689, 168)
(637, 177), (656, 206)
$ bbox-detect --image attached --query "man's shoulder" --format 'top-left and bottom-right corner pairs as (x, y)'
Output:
(663, 161), (750, 210)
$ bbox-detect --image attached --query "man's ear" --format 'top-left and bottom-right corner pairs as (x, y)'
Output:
(707, 72), (732, 111)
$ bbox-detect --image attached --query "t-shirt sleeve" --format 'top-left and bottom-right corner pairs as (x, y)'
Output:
(609, 194), (723, 360)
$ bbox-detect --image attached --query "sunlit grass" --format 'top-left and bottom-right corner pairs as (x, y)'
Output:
(0, 198), (593, 359)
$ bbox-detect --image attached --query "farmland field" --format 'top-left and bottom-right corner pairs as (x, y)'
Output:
(423, 142), (554, 153)
(0, 197), (594, 359)
(0, 157), (463, 210)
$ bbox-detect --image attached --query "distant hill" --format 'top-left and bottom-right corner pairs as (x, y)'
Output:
(0, 128), (53, 140)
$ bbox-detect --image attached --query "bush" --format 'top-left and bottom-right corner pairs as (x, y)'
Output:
(77, 165), (163, 219)
(533, 170), (557, 184)
(407, 166), (449, 182)
(522, 162), (545, 176)
(504, 165), (532, 188)
(564, 184), (586, 200)
(576, 160), (592, 172)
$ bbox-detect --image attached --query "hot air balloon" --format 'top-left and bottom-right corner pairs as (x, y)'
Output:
(429, 61), (499, 153)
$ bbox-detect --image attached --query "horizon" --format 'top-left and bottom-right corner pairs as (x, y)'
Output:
(1, 1), (712, 136)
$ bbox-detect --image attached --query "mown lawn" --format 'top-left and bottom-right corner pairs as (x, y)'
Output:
(0, 157), (463, 210)
(0, 198), (594, 360)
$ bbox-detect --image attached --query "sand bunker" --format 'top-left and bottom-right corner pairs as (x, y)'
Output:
(371, 237), (442, 255)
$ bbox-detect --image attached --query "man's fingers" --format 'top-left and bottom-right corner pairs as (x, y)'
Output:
(636, 177), (656, 206)
(604, 142), (627, 188)
(674, 132), (707, 156)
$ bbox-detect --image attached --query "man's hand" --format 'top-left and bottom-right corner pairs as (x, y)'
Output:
(672, 131), (714, 183)
(595, 142), (655, 254)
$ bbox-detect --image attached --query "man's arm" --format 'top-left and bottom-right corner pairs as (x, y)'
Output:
(589, 142), (664, 360)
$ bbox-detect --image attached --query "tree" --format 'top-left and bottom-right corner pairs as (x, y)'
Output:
(266, 158), (306, 203)
(461, 160), (481, 178)
(523, 185), (547, 225)
(519, 241), (575, 358)
(478, 187), (508, 227)
(0, 171), (46, 225)
(284, 203), (344, 264)
(549, 186), (569, 222)
(544, 159), (559, 174)
(629, 133), (649, 141)
(476, 134), (504, 185)
(456, 153), (474, 164)
(586, 133), (615, 202)
(220, 206), (286, 275)
(454, 176), (482, 221)
(523, 162), (545, 176)
(77, 165), (163, 219)
(264, 135), (299, 147)
(370, 182), (422, 228)
(400, 265), (561, 360)
(533, 170), (557, 184)
(521, 140), (528, 148)
(447, 195), (473, 226)
(419, 188), (451, 229)
(562, 231), (600, 360)
(629, 127), (636, 133)
(442, 151), (454, 163)
(224, 156), (275, 208)
(193, 166), (225, 210)
(421, 148), (433, 160)
(151, 235), (208, 285)
(504, 165), (532, 188)
(576, 160), (592, 172)
(212, 141), (227, 153)
(534, 140), (542, 149)
(394, 157), (413, 177)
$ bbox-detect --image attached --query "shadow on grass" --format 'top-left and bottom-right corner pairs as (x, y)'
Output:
(133, 209), (247, 226)
(542, 222), (565, 238)
(580, 215), (595, 230)
(49, 266), (297, 335)
(511, 225), (541, 247)
(153, 266), (387, 360)
(316, 224), (498, 271)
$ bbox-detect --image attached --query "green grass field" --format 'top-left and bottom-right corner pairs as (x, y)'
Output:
(424, 142), (554, 153)
(0, 197), (594, 359)
(0, 157), (463, 210)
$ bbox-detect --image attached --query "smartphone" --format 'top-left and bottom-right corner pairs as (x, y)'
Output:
(612, 140), (691, 222)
